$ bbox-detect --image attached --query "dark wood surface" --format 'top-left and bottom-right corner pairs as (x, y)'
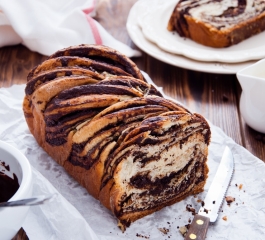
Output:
(1, 0), (264, 239)
(184, 215), (210, 240)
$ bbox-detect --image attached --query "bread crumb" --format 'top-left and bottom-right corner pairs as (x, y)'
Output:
(186, 204), (196, 214)
(225, 196), (235, 205)
(239, 184), (243, 190)
(222, 216), (227, 221)
(158, 227), (169, 235)
(179, 226), (188, 237)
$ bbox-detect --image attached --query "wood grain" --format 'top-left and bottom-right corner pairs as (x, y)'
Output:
(12, 228), (29, 240)
(1, 0), (265, 239)
(184, 215), (210, 240)
(0, 45), (46, 87)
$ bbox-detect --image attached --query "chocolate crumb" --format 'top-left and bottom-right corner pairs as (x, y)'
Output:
(136, 233), (150, 239)
(225, 196), (235, 205)
(186, 204), (196, 214)
(213, 200), (216, 204)
(203, 208), (209, 214)
(201, 201), (205, 207)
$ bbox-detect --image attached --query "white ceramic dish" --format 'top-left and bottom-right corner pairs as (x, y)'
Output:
(126, 0), (257, 74)
(140, 0), (265, 63)
(236, 59), (265, 133)
(0, 140), (32, 240)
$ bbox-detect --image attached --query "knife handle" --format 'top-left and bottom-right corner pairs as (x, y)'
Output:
(184, 215), (210, 240)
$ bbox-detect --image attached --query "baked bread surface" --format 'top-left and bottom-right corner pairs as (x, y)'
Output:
(23, 44), (211, 230)
(168, 0), (265, 48)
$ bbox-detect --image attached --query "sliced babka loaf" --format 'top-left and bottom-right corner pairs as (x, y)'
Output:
(167, 0), (265, 47)
(23, 44), (211, 231)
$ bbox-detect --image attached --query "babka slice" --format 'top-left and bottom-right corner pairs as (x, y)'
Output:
(22, 44), (211, 231)
(167, 0), (265, 47)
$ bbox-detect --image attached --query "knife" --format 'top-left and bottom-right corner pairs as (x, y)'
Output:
(184, 146), (234, 240)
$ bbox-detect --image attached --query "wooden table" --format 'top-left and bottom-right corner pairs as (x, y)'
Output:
(1, 0), (263, 239)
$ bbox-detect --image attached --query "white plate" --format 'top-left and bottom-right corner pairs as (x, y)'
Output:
(126, 0), (258, 74)
(140, 0), (265, 63)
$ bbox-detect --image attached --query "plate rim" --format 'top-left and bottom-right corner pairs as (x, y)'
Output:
(126, 0), (257, 74)
(140, 0), (265, 63)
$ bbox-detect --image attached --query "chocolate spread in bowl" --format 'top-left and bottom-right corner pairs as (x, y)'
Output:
(0, 161), (19, 202)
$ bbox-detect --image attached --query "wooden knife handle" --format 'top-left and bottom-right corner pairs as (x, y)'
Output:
(184, 215), (210, 240)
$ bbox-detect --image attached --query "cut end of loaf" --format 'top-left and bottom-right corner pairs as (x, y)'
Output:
(23, 44), (211, 231)
(109, 112), (210, 229)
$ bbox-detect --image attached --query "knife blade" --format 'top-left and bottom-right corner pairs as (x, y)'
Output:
(184, 146), (234, 240)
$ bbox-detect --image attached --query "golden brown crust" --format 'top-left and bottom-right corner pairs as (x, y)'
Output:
(167, 1), (265, 48)
(23, 44), (211, 231)
(185, 14), (265, 48)
(48, 44), (144, 80)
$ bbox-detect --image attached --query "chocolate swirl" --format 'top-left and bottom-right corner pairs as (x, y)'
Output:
(168, 0), (265, 47)
(175, 0), (265, 30)
(23, 44), (211, 231)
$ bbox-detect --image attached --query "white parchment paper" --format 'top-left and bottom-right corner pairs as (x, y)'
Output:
(0, 84), (265, 240)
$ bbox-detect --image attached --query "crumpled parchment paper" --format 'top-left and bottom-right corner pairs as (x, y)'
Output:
(0, 83), (265, 240)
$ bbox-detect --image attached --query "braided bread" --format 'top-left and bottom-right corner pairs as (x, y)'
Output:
(23, 44), (210, 230)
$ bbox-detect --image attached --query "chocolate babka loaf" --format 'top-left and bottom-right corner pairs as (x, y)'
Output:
(23, 44), (211, 230)
(167, 0), (265, 48)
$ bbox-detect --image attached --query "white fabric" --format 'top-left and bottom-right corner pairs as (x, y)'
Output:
(0, 0), (140, 57)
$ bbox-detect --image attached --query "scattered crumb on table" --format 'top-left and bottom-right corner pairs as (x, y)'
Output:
(225, 196), (235, 205)
(179, 226), (188, 237)
(158, 227), (169, 235)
